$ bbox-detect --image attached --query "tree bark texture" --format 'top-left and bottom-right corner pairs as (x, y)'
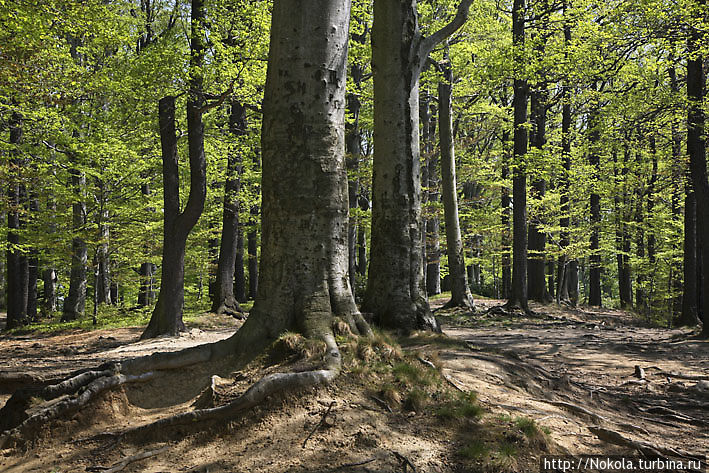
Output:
(234, 0), (370, 348)
(142, 0), (208, 338)
(365, 0), (472, 330)
(686, 2), (709, 337)
(528, 85), (550, 302)
(501, 131), (512, 300)
(438, 61), (474, 310)
(588, 108), (602, 307)
(508, 0), (529, 311)
(6, 112), (29, 329)
(422, 96), (441, 296)
(212, 100), (246, 317)
(62, 168), (87, 322)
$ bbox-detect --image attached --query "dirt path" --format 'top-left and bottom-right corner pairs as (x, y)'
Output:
(437, 300), (709, 459)
(0, 304), (707, 472)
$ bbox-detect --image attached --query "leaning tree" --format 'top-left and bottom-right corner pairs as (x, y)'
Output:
(0, 0), (371, 446)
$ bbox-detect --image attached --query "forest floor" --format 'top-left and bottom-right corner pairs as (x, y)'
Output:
(0, 300), (707, 472)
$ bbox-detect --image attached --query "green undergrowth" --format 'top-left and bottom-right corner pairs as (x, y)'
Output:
(4, 299), (253, 336)
(331, 322), (555, 472)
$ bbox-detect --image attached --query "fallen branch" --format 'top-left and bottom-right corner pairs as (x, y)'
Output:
(644, 367), (709, 381)
(371, 396), (392, 413)
(392, 451), (417, 473)
(303, 401), (335, 448)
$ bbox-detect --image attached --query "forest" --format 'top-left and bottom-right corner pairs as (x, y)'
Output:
(0, 0), (708, 471)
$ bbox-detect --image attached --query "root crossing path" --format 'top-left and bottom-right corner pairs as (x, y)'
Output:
(437, 300), (709, 459)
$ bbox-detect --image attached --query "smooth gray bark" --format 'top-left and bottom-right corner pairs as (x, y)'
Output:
(62, 169), (87, 322)
(438, 60), (474, 310)
(233, 0), (370, 348)
(364, 0), (472, 331)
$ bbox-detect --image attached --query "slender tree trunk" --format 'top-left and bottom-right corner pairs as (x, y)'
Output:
(501, 131), (512, 300)
(138, 183), (156, 308)
(357, 217), (367, 277)
(635, 178), (646, 314)
(26, 196), (39, 321)
(142, 0), (208, 338)
(686, 1), (709, 337)
(528, 84), (549, 302)
(235, 220), (247, 303)
(508, 0), (529, 311)
(212, 100), (246, 317)
(422, 97), (441, 296)
(96, 185), (111, 306)
(615, 149), (632, 309)
(557, 3), (572, 304)
(588, 106), (602, 307)
(669, 66), (684, 320)
(247, 182), (259, 300)
(346, 92), (362, 296)
(438, 59), (474, 310)
(62, 168), (87, 321)
(6, 112), (29, 329)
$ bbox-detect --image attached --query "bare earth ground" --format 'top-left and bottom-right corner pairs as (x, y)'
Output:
(0, 301), (707, 472)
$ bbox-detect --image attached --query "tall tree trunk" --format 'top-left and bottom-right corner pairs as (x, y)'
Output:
(669, 66), (684, 320)
(501, 131), (512, 300)
(247, 154), (259, 301)
(438, 59), (474, 310)
(528, 84), (549, 302)
(233, 0), (370, 351)
(6, 112), (29, 329)
(615, 149), (632, 309)
(62, 168), (87, 322)
(635, 174), (646, 314)
(364, 0), (472, 331)
(26, 197), (39, 321)
(508, 0), (529, 311)
(557, 2), (572, 304)
(142, 0), (208, 338)
(137, 183), (156, 308)
(235, 218), (247, 304)
(588, 106), (602, 307)
(212, 100), (246, 317)
(422, 96), (441, 296)
(686, 0), (709, 337)
(346, 91), (362, 296)
(96, 183), (111, 306)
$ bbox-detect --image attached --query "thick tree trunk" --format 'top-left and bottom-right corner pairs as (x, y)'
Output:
(234, 0), (370, 349)
(508, 0), (529, 311)
(6, 112), (29, 329)
(686, 2), (709, 337)
(62, 169), (87, 322)
(438, 61), (474, 310)
(528, 85), (550, 303)
(142, 0), (208, 338)
(588, 107), (602, 307)
(212, 100), (246, 317)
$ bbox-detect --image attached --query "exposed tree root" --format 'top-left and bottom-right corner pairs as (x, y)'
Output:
(588, 426), (704, 460)
(532, 399), (607, 424)
(87, 445), (169, 473)
(0, 371), (155, 449)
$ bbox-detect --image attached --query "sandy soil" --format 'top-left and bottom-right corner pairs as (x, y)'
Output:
(0, 304), (707, 472)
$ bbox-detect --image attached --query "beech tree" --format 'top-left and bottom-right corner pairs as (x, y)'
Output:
(142, 0), (208, 338)
(364, 0), (472, 331)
